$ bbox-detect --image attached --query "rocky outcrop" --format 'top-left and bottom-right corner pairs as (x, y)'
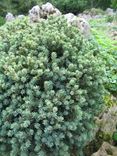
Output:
(64, 13), (90, 37)
(84, 106), (117, 156)
(29, 5), (41, 22)
(41, 2), (56, 18)
(52, 8), (62, 17)
(106, 8), (114, 16)
(29, 2), (61, 22)
(64, 13), (76, 25)
(76, 17), (90, 37)
(6, 13), (25, 22)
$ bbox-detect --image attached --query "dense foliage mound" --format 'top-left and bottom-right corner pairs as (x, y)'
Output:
(0, 17), (105, 156)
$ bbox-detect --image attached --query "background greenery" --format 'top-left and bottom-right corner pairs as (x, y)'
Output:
(0, 0), (116, 17)
(0, 0), (116, 26)
(90, 17), (117, 96)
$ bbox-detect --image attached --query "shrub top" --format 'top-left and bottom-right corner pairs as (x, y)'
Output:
(0, 17), (105, 156)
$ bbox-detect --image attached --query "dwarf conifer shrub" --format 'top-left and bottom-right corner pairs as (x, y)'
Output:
(0, 17), (105, 156)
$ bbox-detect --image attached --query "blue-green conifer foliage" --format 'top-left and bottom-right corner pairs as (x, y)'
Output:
(0, 17), (105, 156)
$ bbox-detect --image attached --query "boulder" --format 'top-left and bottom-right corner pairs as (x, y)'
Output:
(29, 3), (61, 19)
(106, 8), (114, 15)
(96, 106), (117, 138)
(84, 106), (117, 156)
(91, 142), (117, 156)
(41, 2), (55, 13)
(76, 17), (90, 37)
(17, 15), (25, 19)
(41, 2), (55, 18)
(5, 13), (15, 22)
(64, 13), (76, 25)
(29, 5), (41, 22)
(64, 14), (91, 37)
(52, 8), (62, 17)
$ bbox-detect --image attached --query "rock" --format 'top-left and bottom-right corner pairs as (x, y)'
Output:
(52, 8), (62, 17)
(17, 15), (25, 19)
(84, 106), (117, 156)
(91, 142), (117, 156)
(96, 106), (117, 137)
(106, 8), (114, 15)
(29, 3), (61, 19)
(64, 14), (91, 37)
(41, 2), (55, 18)
(78, 13), (92, 21)
(111, 31), (117, 39)
(64, 13), (76, 24)
(76, 17), (91, 37)
(94, 15), (103, 19)
(29, 5), (41, 22)
(41, 2), (55, 13)
(5, 13), (15, 22)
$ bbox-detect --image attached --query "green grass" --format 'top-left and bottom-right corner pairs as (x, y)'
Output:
(90, 17), (117, 51)
(0, 16), (5, 26)
(90, 17), (117, 95)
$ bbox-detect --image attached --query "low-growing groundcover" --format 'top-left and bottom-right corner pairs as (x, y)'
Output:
(0, 17), (105, 156)
(90, 17), (117, 96)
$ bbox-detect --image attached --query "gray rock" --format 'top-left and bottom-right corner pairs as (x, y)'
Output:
(106, 8), (114, 15)
(6, 12), (15, 22)
(76, 17), (91, 37)
(29, 5), (41, 22)
(64, 14), (91, 38)
(41, 2), (55, 13)
(96, 106), (117, 137)
(92, 142), (117, 156)
(17, 15), (25, 19)
(52, 8), (62, 17)
(41, 2), (55, 18)
(64, 13), (76, 25)
(29, 3), (61, 19)
(94, 15), (103, 19)
(78, 13), (92, 21)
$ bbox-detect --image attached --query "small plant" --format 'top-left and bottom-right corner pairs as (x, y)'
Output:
(105, 12), (117, 23)
(0, 16), (5, 26)
(106, 15), (114, 23)
(104, 94), (117, 107)
(112, 126), (117, 145)
(113, 132), (117, 142)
